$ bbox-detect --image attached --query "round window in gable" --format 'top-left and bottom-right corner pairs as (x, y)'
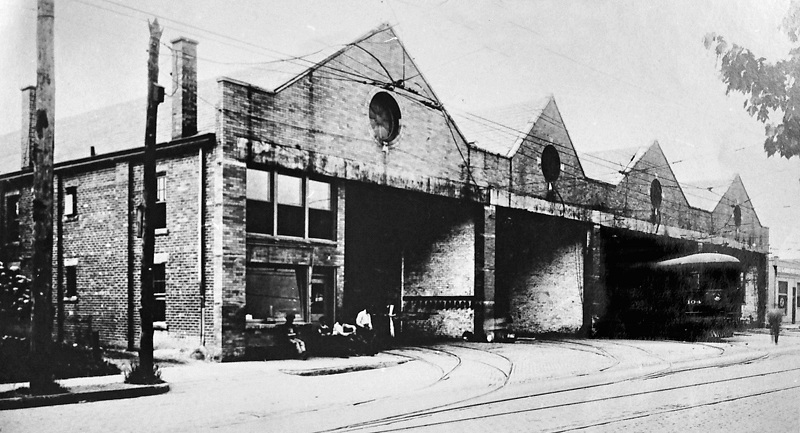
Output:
(369, 92), (401, 144)
(541, 145), (561, 182)
(650, 179), (662, 209)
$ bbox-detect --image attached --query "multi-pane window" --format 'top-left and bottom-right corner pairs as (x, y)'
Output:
(154, 173), (167, 229)
(153, 263), (166, 322)
(246, 169), (273, 234)
(64, 187), (77, 217)
(6, 195), (19, 241)
(308, 180), (333, 240)
(277, 174), (304, 237)
(65, 266), (77, 299)
(246, 170), (334, 240)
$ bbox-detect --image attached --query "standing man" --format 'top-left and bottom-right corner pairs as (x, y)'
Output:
(767, 308), (783, 345)
(356, 306), (375, 355)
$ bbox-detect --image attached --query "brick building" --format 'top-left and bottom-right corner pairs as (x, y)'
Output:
(0, 25), (769, 359)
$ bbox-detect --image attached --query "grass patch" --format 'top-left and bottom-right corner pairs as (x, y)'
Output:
(124, 362), (164, 385)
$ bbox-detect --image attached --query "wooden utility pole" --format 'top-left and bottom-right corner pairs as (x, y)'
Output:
(30, 0), (56, 392)
(139, 18), (163, 378)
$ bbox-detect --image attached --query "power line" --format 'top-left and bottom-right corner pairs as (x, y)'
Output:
(51, 0), (769, 242)
(72, 0), (765, 196)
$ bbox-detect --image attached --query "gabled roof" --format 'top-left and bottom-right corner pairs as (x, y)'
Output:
(219, 24), (404, 95)
(0, 79), (218, 175)
(578, 145), (648, 185)
(682, 176), (736, 212)
(219, 44), (350, 94)
(451, 96), (552, 156)
(0, 25), (407, 176)
(725, 174), (763, 227)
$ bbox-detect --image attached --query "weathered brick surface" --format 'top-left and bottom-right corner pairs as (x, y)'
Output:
(498, 209), (587, 334)
(57, 165), (128, 346)
(0, 25), (772, 358)
(510, 99), (585, 199)
(404, 216), (475, 297)
(711, 175), (768, 250)
(0, 140), (219, 353)
(403, 307), (473, 338)
(220, 28), (474, 201)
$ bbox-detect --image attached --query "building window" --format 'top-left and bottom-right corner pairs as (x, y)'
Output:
(65, 265), (77, 299)
(247, 170), (335, 240)
(246, 267), (333, 324)
(779, 280), (788, 314)
(246, 169), (273, 234)
(155, 173), (167, 229)
(247, 266), (306, 322)
(369, 91), (401, 144)
(153, 263), (166, 323)
(6, 195), (19, 241)
(64, 187), (77, 217)
(540, 145), (561, 183)
(308, 180), (333, 240)
(277, 174), (304, 237)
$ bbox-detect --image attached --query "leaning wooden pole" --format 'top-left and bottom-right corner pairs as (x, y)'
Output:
(139, 18), (163, 378)
(30, 0), (56, 392)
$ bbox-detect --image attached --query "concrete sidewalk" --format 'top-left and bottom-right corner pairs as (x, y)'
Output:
(2, 330), (797, 411)
(0, 350), (411, 410)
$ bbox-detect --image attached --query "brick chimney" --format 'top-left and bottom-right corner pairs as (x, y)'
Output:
(20, 86), (36, 169)
(171, 37), (198, 139)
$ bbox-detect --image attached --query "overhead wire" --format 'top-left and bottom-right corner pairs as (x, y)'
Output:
(454, 103), (760, 212)
(61, 0), (766, 244)
(72, 0), (745, 209)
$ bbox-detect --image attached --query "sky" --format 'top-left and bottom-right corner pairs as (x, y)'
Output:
(2, 0), (800, 257)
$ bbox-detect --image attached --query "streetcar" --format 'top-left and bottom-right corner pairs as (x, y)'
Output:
(610, 253), (743, 341)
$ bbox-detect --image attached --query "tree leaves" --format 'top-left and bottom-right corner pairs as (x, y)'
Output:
(705, 6), (800, 159)
(783, 0), (800, 43)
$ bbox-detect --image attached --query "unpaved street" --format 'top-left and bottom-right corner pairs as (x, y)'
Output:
(2, 332), (798, 433)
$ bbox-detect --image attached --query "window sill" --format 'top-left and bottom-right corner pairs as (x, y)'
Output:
(64, 215), (78, 222)
(153, 321), (168, 331)
(245, 321), (276, 330)
(246, 232), (337, 245)
(245, 320), (310, 330)
(63, 296), (78, 303)
(155, 228), (169, 236)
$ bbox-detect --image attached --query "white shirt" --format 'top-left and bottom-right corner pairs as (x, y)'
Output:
(332, 322), (354, 336)
(356, 309), (373, 330)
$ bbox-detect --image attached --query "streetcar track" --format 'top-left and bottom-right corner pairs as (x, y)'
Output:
(300, 340), (768, 430)
(357, 364), (800, 432)
(317, 344), (514, 433)
(315, 339), (774, 432)
(551, 383), (800, 432)
(522, 339), (622, 372)
(389, 346), (462, 385)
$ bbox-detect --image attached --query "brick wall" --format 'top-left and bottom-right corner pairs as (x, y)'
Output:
(402, 308), (474, 338)
(57, 164), (128, 346)
(403, 215), (475, 297)
(220, 27), (474, 200)
(498, 209), (586, 334)
(711, 175), (768, 250)
(510, 99), (586, 199)
(48, 147), (215, 350)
